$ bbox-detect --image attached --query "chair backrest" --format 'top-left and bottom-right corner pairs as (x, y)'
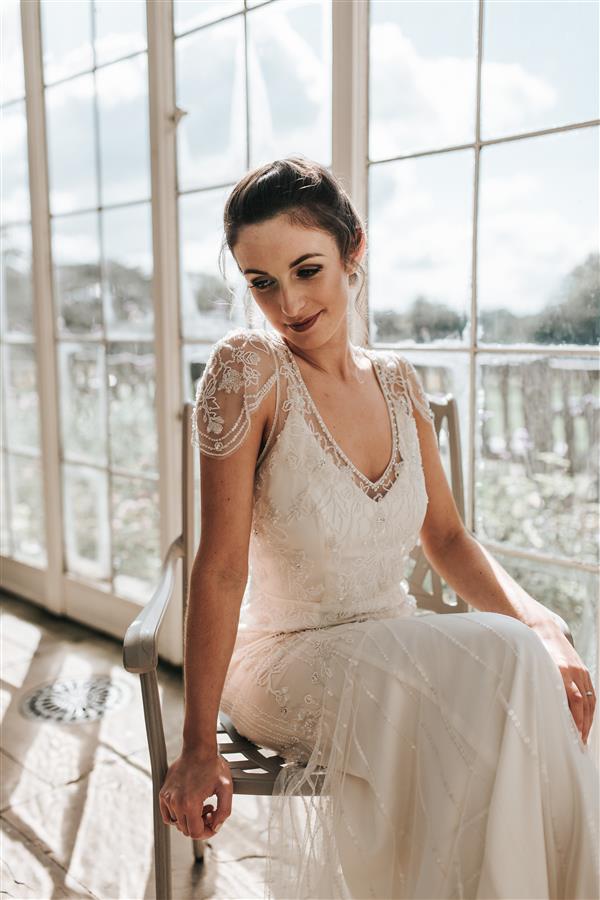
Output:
(408, 394), (469, 614)
(181, 384), (468, 631)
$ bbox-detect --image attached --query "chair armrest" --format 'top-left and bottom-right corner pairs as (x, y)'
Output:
(123, 535), (184, 673)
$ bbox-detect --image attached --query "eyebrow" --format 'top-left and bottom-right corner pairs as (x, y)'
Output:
(243, 253), (325, 276)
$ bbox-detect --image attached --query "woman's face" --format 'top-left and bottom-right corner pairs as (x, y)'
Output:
(232, 213), (363, 347)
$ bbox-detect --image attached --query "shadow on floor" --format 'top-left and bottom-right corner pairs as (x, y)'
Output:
(0, 589), (269, 899)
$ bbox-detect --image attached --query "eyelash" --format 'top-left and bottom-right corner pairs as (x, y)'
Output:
(250, 267), (321, 292)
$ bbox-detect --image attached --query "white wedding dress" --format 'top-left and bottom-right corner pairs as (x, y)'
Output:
(191, 326), (599, 900)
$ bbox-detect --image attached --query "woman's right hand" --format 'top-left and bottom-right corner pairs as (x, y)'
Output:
(159, 748), (233, 839)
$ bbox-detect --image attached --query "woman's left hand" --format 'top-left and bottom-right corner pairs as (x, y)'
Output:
(531, 617), (596, 745)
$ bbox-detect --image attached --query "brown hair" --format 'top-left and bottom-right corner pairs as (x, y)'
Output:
(218, 155), (368, 322)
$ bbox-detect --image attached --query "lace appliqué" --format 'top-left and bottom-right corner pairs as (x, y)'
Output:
(191, 328), (277, 457)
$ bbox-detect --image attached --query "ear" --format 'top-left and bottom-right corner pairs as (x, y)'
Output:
(348, 228), (366, 275)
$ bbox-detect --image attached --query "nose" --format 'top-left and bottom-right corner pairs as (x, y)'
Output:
(278, 284), (308, 319)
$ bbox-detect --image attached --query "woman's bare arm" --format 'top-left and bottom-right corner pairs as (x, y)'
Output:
(181, 396), (269, 756)
(413, 403), (559, 630)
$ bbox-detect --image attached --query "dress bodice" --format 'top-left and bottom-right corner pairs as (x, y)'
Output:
(191, 327), (438, 635)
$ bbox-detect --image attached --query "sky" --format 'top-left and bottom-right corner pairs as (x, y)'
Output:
(1, 0), (598, 323)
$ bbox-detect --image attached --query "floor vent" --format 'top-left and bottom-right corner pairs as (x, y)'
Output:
(20, 674), (131, 723)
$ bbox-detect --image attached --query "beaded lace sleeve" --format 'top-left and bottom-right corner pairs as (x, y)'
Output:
(397, 356), (436, 424)
(191, 328), (277, 458)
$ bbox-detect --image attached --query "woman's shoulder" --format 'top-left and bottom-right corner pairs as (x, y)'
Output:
(210, 325), (281, 356)
(204, 326), (284, 377)
(192, 327), (280, 454)
(364, 345), (412, 379)
(364, 346), (435, 423)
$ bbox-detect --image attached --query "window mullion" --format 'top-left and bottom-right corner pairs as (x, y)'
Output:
(332, 0), (369, 347)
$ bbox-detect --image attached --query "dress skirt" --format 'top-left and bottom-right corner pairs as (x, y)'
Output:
(221, 609), (600, 900)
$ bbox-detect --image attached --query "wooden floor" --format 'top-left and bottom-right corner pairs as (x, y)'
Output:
(0, 590), (270, 899)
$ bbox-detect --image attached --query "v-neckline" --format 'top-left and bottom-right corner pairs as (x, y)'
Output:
(276, 335), (399, 490)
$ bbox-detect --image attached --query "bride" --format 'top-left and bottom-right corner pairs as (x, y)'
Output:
(158, 156), (599, 899)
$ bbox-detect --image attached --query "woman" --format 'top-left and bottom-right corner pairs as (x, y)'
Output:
(159, 156), (599, 899)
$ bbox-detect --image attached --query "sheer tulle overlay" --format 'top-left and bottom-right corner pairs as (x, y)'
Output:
(192, 327), (599, 900)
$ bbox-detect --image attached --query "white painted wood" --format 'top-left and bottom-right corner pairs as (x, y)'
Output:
(19, 0), (63, 616)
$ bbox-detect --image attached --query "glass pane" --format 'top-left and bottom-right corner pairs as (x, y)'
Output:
(1, 0), (25, 103)
(93, 0), (147, 67)
(175, 16), (246, 191)
(179, 187), (247, 340)
(478, 127), (599, 346)
(63, 462), (110, 581)
(41, 0), (93, 84)
(183, 344), (215, 547)
(491, 551), (597, 680)
(1, 224), (34, 335)
(1, 452), (10, 556)
(369, 0), (477, 160)
(2, 100), (30, 224)
(247, 0), (332, 168)
(368, 152), (473, 346)
(8, 453), (46, 566)
(52, 212), (103, 337)
(476, 353), (599, 566)
(174, 0), (244, 34)
(46, 75), (98, 214)
(481, 0), (599, 141)
(108, 342), (157, 474)
(3, 344), (40, 452)
(101, 203), (153, 338)
(59, 342), (107, 466)
(112, 474), (161, 601)
(96, 55), (151, 206)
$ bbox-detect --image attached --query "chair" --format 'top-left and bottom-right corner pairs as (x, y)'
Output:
(123, 390), (574, 900)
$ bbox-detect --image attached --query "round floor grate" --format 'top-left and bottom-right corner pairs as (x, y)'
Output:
(20, 674), (132, 724)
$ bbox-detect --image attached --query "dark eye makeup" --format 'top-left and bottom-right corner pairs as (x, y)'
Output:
(250, 266), (321, 291)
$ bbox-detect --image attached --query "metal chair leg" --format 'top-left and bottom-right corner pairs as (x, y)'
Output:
(192, 838), (206, 862)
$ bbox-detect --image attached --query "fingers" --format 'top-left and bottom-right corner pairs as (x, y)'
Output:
(210, 767), (234, 831)
(159, 793), (177, 826)
(161, 793), (225, 839)
(581, 679), (596, 745)
(567, 677), (596, 745)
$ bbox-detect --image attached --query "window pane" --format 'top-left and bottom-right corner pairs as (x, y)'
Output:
(1, 224), (34, 335)
(1, 452), (10, 556)
(476, 353), (599, 566)
(8, 454), (46, 567)
(175, 16), (246, 192)
(46, 75), (97, 215)
(174, 0), (244, 34)
(52, 212), (103, 337)
(112, 474), (161, 601)
(41, 0), (93, 84)
(108, 342), (157, 474)
(481, 0), (599, 141)
(491, 551), (597, 679)
(102, 203), (153, 338)
(247, 0), (332, 168)
(369, 0), (477, 160)
(1, 0), (25, 103)
(478, 127), (599, 346)
(3, 344), (40, 453)
(96, 55), (151, 207)
(59, 343), (107, 466)
(369, 152), (473, 346)
(93, 0), (147, 67)
(2, 100), (30, 224)
(63, 462), (110, 581)
(179, 188), (247, 341)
